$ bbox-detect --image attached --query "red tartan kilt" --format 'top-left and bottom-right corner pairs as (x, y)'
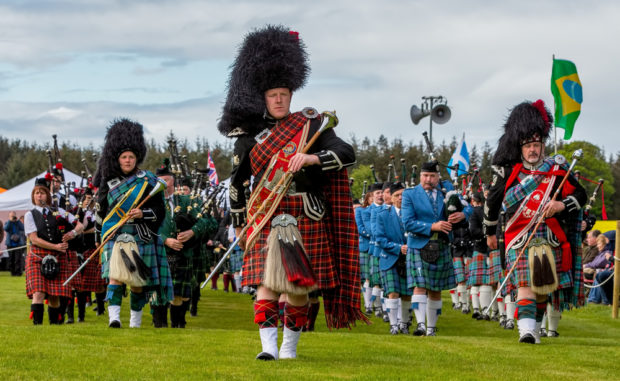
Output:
(76, 248), (106, 292)
(242, 194), (338, 290)
(26, 245), (81, 298)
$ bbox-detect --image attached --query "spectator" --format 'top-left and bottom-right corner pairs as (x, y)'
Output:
(4, 211), (26, 276)
(582, 230), (600, 265)
(584, 235), (613, 272)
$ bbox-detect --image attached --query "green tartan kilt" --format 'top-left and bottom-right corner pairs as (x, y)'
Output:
(369, 255), (382, 287)
(101, 224), (173, 305)
(359, 250), (371, 281)
(168, 251), (194, 299)
(466, 251), (489, 286)
(192, 246), (208, 284)
(381, 265), (412, 296)
(406, 242), (456, 291)
(452, 256), (468, 284)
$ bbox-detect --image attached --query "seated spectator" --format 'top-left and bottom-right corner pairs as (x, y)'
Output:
(585, 235), (613, 272)
(582, 230), (601, 280)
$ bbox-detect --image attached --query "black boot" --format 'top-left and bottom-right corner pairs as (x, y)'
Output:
(180, 300), (190, 328)
(48, 306), (61, 325)
(95, 292), (106, 316)
(190, 286), (200, 317)
(153, 305), (169, 328)
(77, 292), (88, 322)
(57, 297), (69, 324)
(31, 304), (44, 325)
(65, 296), (75, 324)
(170, 304), (180, 328)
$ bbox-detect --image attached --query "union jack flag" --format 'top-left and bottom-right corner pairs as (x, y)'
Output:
(207, 151), (219, 185)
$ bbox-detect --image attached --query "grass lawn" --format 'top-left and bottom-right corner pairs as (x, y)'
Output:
(0, 271), (618, 380)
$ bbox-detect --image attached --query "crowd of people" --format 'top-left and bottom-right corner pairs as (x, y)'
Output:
(7, 24), (615, 363)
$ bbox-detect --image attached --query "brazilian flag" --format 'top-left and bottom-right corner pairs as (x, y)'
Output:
(551, 58), (582, 140)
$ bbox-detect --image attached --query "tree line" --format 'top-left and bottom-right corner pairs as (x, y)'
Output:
(1, 134), (618, 220)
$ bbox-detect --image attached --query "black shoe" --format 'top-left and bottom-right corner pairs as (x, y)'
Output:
(78, 318), (85, 323)
(519, 333), (536, 344)
(256, 352), (276, 361)
(504, 320), (515, 330)
(547, 330), (560, 337)
(382, 312), (390, 323)
(472, 309), (481, 319)
(390, 325), (400, 335)
(65, 317), (74, 324)
(426, 327), (437, 336)
(413, 323), (426, 336)
(109, 320), (121, 328)
(539, 328), (548, 337)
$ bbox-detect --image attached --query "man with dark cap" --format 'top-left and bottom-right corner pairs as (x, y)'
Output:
(157, 159), (217, 327)
(375, 182), (412, 334)
(218, 25), (365, 360)
(402, 160), (472, 336)
(365, 182), (385, 317)
(483, 99), (586, 344)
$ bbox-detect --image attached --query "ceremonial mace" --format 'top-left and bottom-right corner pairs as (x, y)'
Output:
(483, 149), (583, 314)
(201, 112), (339, 289)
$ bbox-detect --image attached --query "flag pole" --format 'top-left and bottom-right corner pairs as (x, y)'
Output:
(552, 54), (557, 154)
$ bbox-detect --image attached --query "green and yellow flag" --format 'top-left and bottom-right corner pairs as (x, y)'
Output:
(551, 57), (582, 140)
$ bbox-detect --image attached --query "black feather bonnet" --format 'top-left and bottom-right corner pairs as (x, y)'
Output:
(492, 100), (553, 166)
(93, 118), (147, 187)
(217, 25), (310, 137)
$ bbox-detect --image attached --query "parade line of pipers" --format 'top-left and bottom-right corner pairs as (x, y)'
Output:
(22, 25), (603, 360)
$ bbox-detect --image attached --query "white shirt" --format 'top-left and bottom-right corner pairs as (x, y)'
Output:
(24, 206), (75, 235)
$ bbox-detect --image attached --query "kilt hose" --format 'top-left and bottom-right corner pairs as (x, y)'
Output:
(26, 246), (81, 299)
(369, 255), (382, 287)
(76, 248), (106, 292)
(452, 256), (468, 284)
(359, 250), (370, 282)
(381, 265), (412, 296)
(466, 252), (489, 286)
(101, 224), (173, 305)
(406, 242), (456, 291)
(241, 194), (338, 290)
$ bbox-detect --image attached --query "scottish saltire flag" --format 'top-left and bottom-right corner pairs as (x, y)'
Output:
(446, 135), (469, 180)
(551, 57), (582, 140)
(207, 151), (219, 185)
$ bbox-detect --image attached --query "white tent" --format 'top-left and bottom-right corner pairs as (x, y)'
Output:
(0, 169), (83, 211)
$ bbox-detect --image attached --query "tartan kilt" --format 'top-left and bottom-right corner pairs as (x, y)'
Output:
(101, 224), (173, 305)
(230, 247), (244, 273)
(381, 266), (412, 296)
(193, 246), (208, 284)
(76, 248), (106, 292)
(26, 246), (81, 298)
(369, 255), (382, 287)
(466, 252), (489, 286)
(242, 194), (338, 290)
(359, 250), (370, 281)
(406, 242), (455, 291)
(488, 250), (502, 284)
(505, 244), (573, 295)
(168, 252), (194, 299)
(452, 256), (467, 284)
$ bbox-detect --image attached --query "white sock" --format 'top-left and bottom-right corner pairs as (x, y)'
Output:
(541, 312), (547, 329)
(234, 274), (242, 292)
(457, 284), (468, 306)
(471, 286), (480, 309)
(279, 327), (301, 359)
(129, 309), (142, 328)
(401, 300), (412, 326)
(426, 299), (442, 328)
(411, 294), (427, 325)
(372, 287), (382, 308)
(449, 288), (458, 304)
(547, 304), (561, 332)
(386, 298), (400, 326)
(380, 291), (386, 311)
(497, 297), (505, 316)
(397, 298), (402, 324)
(505, 294), (516, 322)
(518, 317), (536, 334)
(479, 285), (493, 311)
(108, 305), (121, 325)
(363, 286), (373, 309)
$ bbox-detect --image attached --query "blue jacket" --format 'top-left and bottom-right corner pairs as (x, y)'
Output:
(402, 181), (472, 250)
(376, 205), (406, 271)
(355, 206), (371, 253)
(369, 203), (386, 257)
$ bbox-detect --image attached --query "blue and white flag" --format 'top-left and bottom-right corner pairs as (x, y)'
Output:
(446, 135), (469, 180)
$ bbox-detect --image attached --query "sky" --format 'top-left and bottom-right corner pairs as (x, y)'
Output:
(1, 0), (618, 161)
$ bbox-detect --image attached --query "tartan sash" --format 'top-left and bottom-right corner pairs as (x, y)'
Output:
(246, 114), (311, 250)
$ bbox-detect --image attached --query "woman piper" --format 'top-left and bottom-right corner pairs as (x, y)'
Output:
(25, 178), (84, 324)
(93, 119), (172, 328)
(219, 25), (366, 360)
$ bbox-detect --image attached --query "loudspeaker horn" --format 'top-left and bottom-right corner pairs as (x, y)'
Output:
(410, 105), (430, 125)
(431, 104), (451, 124)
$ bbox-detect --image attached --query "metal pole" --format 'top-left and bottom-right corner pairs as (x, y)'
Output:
(429, 97), (434, 146)
(612, 220), (620, 318)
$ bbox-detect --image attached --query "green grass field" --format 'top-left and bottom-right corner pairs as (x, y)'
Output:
(0, 272), (618, 380)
